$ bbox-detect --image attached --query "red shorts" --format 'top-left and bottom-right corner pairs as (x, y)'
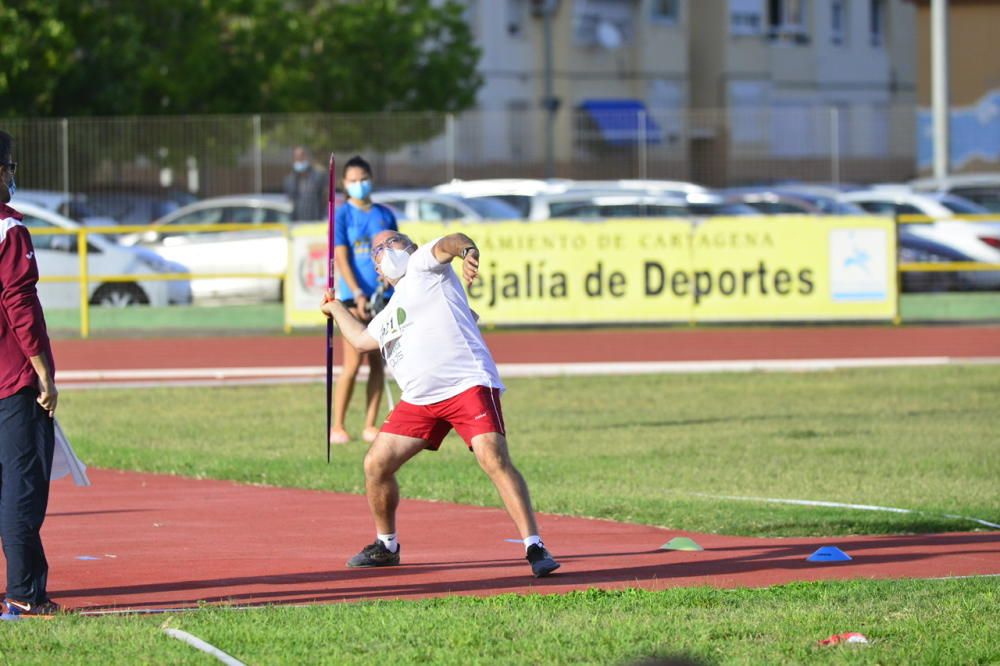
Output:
(381, 385), (505, 450)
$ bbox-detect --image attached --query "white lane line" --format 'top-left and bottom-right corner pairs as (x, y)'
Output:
(56, 355), (1000, 386)
(163, 628), (247, 666)
(694, 493), (1000, 530)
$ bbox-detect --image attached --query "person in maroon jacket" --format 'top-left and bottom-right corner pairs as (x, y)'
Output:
(0, 130), (60, 619)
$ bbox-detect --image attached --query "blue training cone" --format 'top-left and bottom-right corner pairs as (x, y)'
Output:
(807, 546), (852, 563)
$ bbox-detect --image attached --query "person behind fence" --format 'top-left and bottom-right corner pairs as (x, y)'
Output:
(282, 145), (326, 222)
(320, 230), (560, 578)
(0, 130), (61, 619)
(330, 155), (398, 445)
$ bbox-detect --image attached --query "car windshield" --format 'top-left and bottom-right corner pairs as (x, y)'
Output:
(460, 196), (521, 220)
(934, 195), (989, 214)
(473, 194), (532, 218)
(687, 202), (757, 216)
(949, 187), (1000, 213)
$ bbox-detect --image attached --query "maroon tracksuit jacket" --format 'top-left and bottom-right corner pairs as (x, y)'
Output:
(0, 202), (54, 399)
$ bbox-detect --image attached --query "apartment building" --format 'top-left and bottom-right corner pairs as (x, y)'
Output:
(460, 0), (917, 184)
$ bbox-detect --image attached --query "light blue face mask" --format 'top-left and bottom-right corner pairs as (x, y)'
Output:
(293, 160), (310, 173)
(3, 174), (14, 199)
(347, 179), (372, 200)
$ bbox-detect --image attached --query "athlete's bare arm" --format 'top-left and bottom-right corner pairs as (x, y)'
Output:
(432, 233), (480, 286)
(320, 291), (380, 352)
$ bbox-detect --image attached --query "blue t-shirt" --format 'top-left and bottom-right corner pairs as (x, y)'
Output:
(334, 201), (398, 300)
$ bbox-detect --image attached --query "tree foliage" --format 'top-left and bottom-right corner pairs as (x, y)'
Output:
(0, 0), (482, 118)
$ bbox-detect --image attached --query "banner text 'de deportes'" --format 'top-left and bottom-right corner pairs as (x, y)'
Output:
(284, 216), (897, 327)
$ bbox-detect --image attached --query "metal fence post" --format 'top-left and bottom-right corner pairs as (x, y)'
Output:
(446, 113), (456, 182)
(830, 106), (840, 188)
(638, 110), (648, 180)
(78, 228), (90, 338)
(253, 114), (263, 194)
(60, 118), (70, 207)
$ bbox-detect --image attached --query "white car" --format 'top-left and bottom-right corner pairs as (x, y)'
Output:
(909, 173), (1000, 213)
(527, 191), (690, 220)
(432, 178), (574, 218)
(12, 201), (191, 308)
(842, 190), (1000, 289)
(119, 195), (293, 303)
(372, 190), (520, 222)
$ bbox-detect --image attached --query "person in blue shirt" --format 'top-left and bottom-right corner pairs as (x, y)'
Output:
(331, 155), (398, 445)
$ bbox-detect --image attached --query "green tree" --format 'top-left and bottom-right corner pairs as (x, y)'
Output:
(0, 2), (75, 116)
(1, 0), (482, 117)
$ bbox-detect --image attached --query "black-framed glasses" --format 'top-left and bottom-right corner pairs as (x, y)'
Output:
(371, 235), (404, 261)
(2, 162), (15, 174)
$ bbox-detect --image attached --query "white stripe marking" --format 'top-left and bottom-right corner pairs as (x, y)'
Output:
(55, 356), (1000, 385)
(694, 493), (1000, 529)
(163, 628), (247, 666)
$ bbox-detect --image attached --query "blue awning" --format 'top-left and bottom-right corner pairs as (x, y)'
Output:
(579, 99), (663, 146)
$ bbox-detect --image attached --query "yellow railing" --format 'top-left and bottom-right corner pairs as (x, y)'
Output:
(28, 214), (1000, 335)
(895, 213), (1000, 273)
(31, 223), (290, 338)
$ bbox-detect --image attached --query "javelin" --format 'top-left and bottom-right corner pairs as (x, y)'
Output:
(326, 153), (336, 463)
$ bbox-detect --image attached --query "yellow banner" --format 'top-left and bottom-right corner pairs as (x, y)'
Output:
(284, 216), (897, 327)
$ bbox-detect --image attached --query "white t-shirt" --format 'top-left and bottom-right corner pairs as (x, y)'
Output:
(366, 238), (504, 405)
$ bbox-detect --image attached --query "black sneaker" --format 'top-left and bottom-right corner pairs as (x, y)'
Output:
(347, 540), (401, 568)
(525, 543), (560, 577)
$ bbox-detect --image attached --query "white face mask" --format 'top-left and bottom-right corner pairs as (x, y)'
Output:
(380, 247), (411, 280)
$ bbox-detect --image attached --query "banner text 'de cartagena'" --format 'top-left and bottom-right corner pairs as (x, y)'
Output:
(284, 216), (897, 327)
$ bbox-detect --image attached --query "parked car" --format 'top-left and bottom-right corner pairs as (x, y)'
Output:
(371, 190), (520, 221)
(432, 179), (574, 218)
(909, 173), (1000, 213)
(83, 184), (200, 226)
(898, 227), (984, 292)
(564, 179), (711, 198)
(118, 195), (293, 303)
(528, 191), (691, 220)
(15, 190), (120, 227)
(725, 191), (826, 215)
(842, 190), (1000, 289)
(725, 186), (865, 215)
(525, 190), (755, 220)
(12, 201), (191, 308)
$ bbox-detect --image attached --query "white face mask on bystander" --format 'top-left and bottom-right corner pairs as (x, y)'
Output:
(380, 247), (411, 280)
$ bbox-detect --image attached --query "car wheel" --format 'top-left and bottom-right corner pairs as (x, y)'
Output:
(90, 283), (150, 307)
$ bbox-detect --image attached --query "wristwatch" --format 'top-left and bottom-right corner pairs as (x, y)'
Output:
(461, 246), (478, 259)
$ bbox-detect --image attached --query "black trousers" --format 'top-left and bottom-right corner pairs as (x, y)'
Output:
(0, 387), (54, 604)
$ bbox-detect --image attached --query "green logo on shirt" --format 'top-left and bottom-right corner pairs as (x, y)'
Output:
(397, 308), (407, 325)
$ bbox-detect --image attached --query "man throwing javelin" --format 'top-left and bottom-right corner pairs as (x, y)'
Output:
(320, 230), (560, 577)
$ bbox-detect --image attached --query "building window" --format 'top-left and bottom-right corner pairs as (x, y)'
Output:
(870, 0), (886, 47)
(507, 0), (526, 38)
(768, 0), (808, 43)
(730, 0), (764, 36)
(651, 0), (679, 24)
(831, 0), (847, 46)
(573, 0), (635, 48)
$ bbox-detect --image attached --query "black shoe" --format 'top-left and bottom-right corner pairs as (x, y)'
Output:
(347, 540), (401, 568)
(525, 543), (560, 577)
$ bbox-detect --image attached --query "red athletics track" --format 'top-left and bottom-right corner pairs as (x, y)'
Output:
(46, 326), (1000, 611)
(50, 324), (1000, 372)
(46, 470), (1000, 612)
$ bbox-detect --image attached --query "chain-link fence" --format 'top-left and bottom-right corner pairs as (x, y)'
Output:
(5, 105), (917, 223)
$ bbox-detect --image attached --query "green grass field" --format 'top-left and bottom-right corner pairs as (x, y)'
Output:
(2, 366), (998, 664)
